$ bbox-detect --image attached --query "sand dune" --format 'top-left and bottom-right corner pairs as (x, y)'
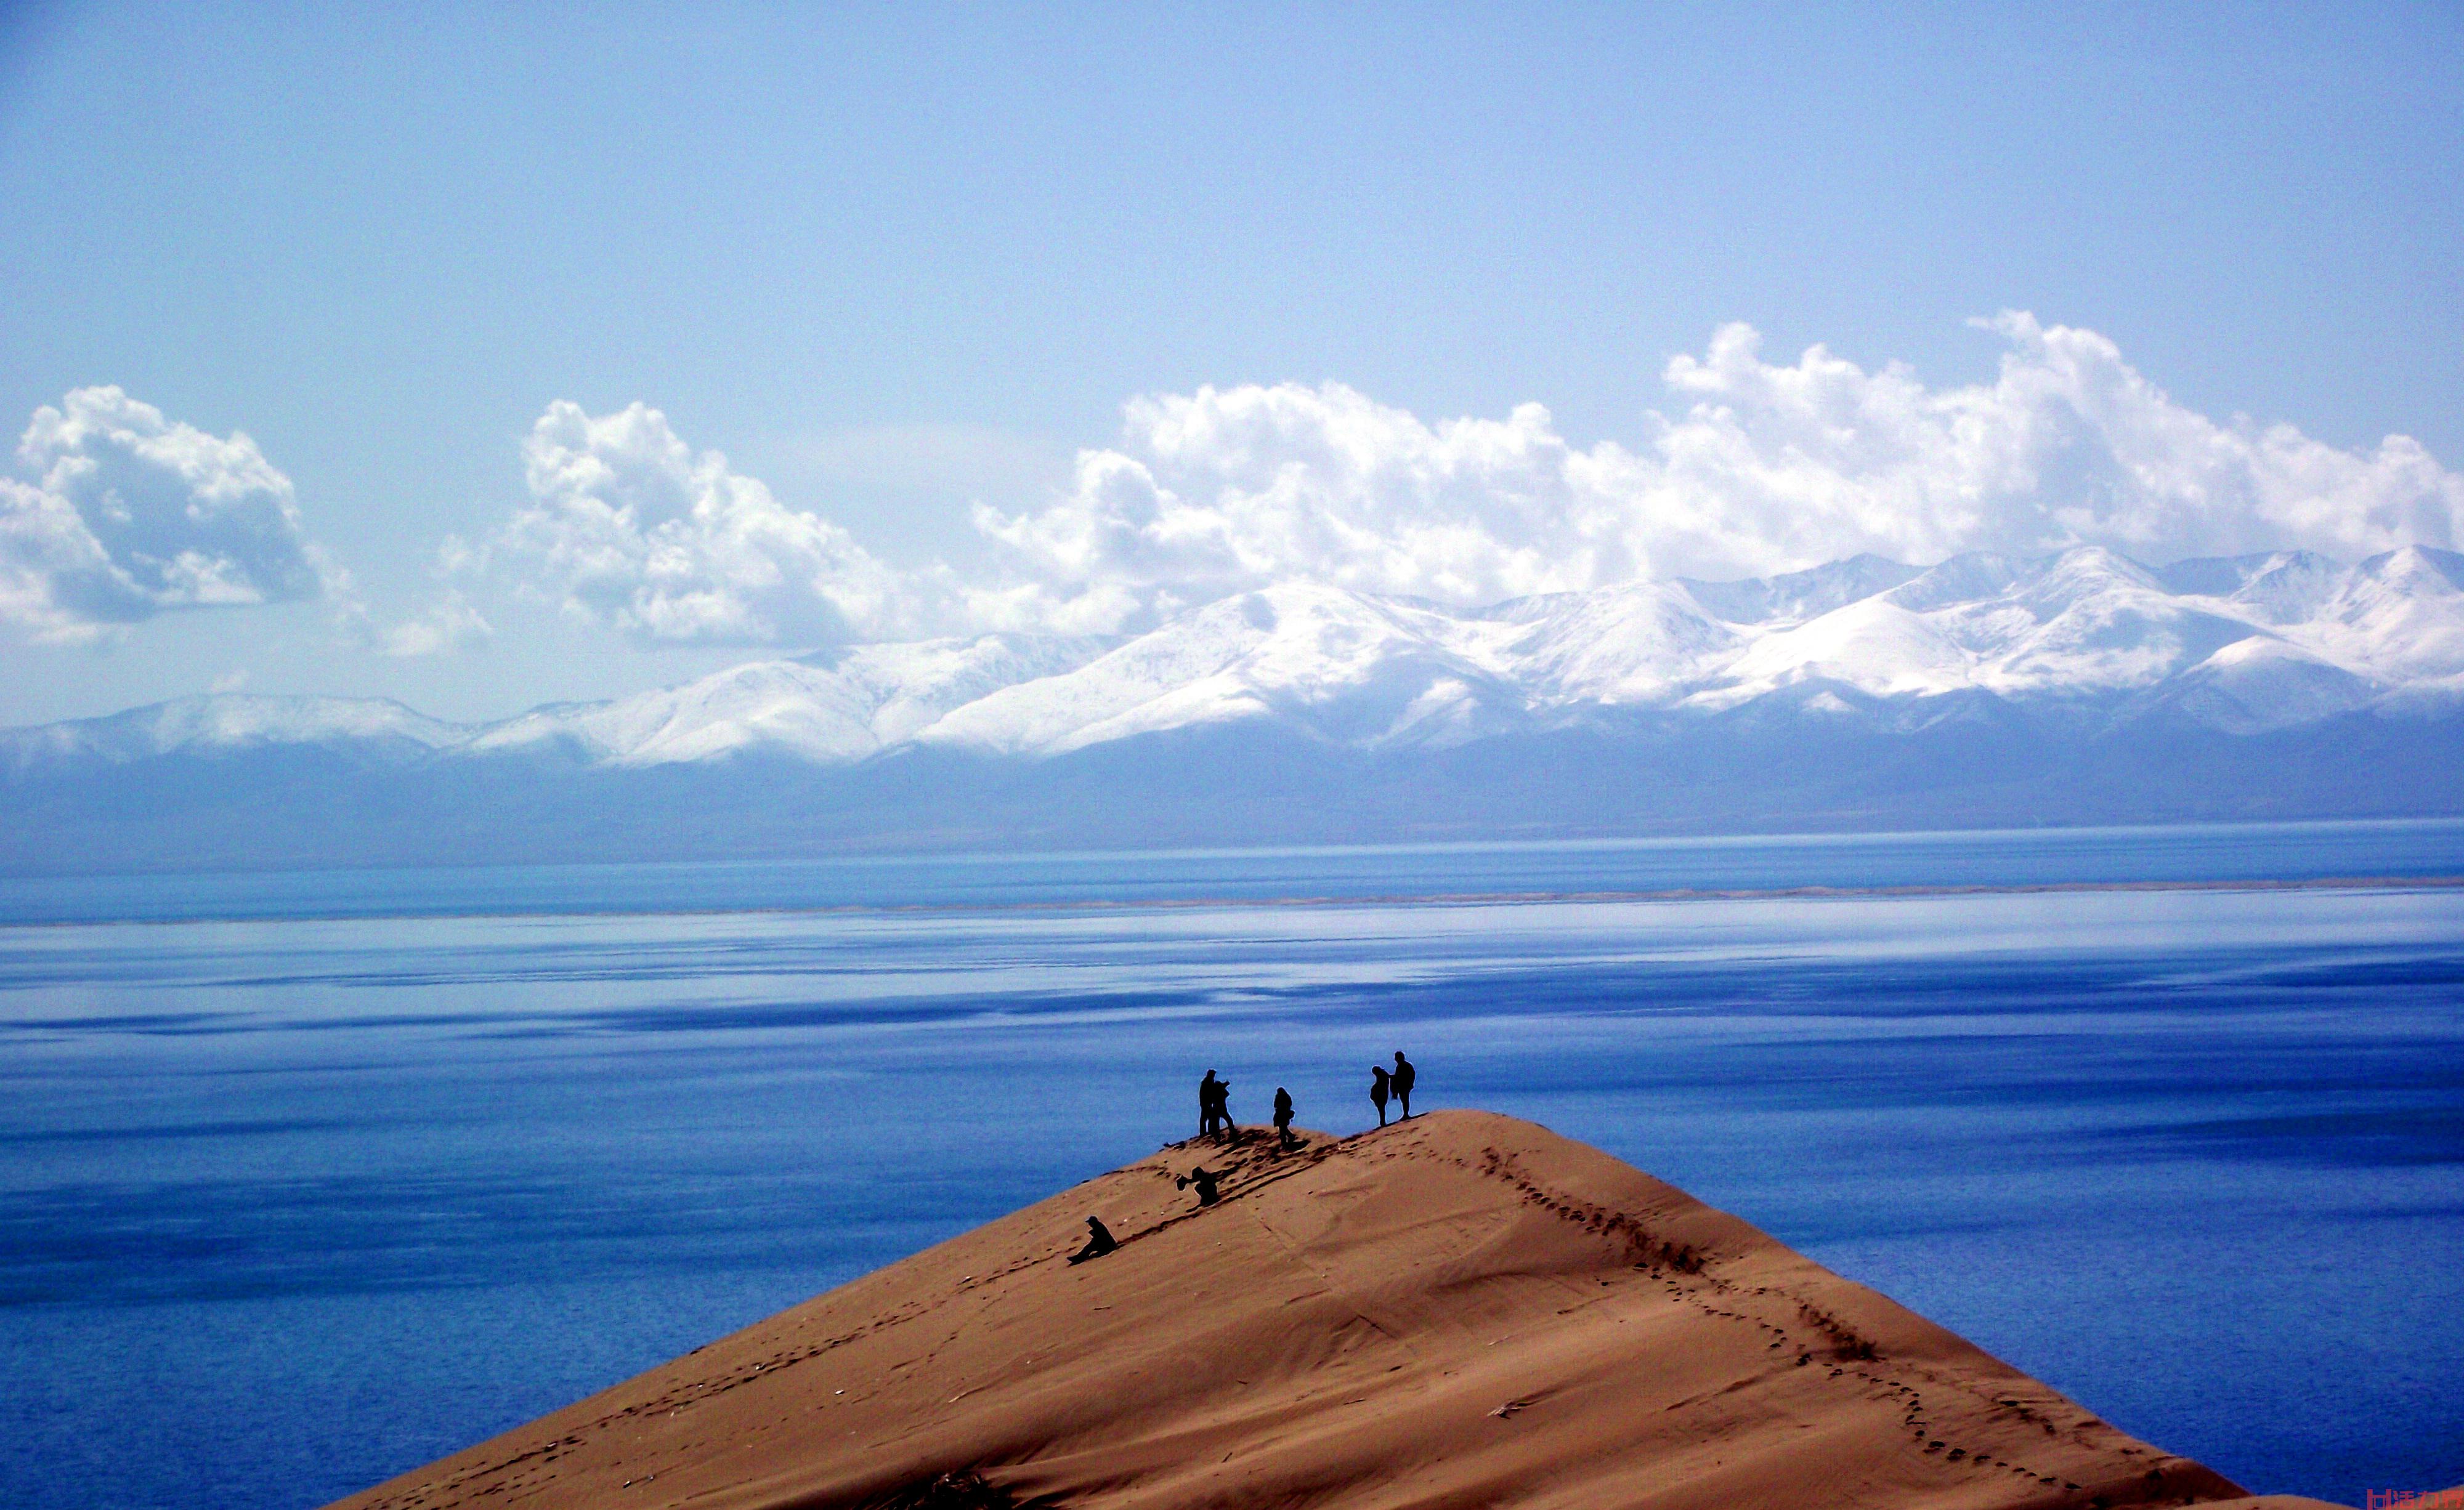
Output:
(328, 1112), (2351, 1510)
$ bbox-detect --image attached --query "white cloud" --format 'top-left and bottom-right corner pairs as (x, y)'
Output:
(1645, 313), (2460, 570)
(971, 314), (2464, 631)
(375, 588), (493, 658)
(0, 387), (338, 642)
(459, 318), (2464, 650)
(970, 387), (1608, 632)
(496, 400), (932, 644)
(349, 536), (496, 658)
(14, 321), (2458, 663)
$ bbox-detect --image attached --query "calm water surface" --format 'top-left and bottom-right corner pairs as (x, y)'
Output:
(2, 824), (2460, 1508)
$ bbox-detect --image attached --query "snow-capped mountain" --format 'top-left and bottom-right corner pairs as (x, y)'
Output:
(922, 588), (1538, 756)
(1677, 553), (1921, 625)
(925, 544), (2464, 752)
(7, 546), (2462, 871)
(0, 693), (473, 772)
(9, 545), (2462, 772)
(462, 634), (1116, 767)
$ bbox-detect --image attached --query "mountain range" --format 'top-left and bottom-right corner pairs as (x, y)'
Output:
(8, 545), (2462, 873)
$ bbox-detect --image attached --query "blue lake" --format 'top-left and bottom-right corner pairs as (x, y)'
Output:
(2, 822), (2460, 1508)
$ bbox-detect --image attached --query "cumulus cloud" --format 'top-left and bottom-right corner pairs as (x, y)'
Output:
(1643, 313), (2460, 570)
(970, 387), (1610, 632)
(460, 317), (2464, 648)
(972, 313), (2464, 631)
(495, 400), (931, 644)
(0, 387), (338, 642)
(17, 321), (2460, 662)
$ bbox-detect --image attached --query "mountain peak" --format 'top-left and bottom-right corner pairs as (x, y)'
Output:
(2361, 544), (2464, 593)
(1680, 553), (1919, 625)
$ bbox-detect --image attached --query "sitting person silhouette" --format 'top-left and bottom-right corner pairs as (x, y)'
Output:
(1273, 1086), (1297, 1149)
(1175, 1166), (1225, 1207)
(1066, 1215), (1117, 1264)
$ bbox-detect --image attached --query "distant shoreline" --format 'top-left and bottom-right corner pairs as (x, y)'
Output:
(6, 871), (2461, 931)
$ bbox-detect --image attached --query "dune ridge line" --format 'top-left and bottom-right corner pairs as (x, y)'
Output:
(326, 1110), (2353, 1510)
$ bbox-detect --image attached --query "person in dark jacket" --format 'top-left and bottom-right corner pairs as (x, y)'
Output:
(1067, 1216), (1117, 1264)
(1272, 1086), (1297, 1149)
(1392, 1051), (1417, 1120)
(1198, 1070), (1225, 1139)
(1175, 1166), (1225, 1207)
(1207, 1073), (1236, 1140)
(1369, 1064), (1392, 1126)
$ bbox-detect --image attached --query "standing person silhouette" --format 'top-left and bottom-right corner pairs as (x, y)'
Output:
(1272, 1086), (1296, 1150)
(1392, 1051), (1417, 1120)
(1210, 1075), (1236, 1140)
(1198, 1070), (1224, 1139)
(1369, 1065), (1392, 1127)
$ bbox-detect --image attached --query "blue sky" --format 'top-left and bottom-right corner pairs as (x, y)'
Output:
(3, 1), (2460, 724)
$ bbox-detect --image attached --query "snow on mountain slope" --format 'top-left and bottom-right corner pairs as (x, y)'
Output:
(469, 662), (886, 765)
(918, 544), (2428, 751)
(1970, 548), (2263, 694)
(1708, 596), (1976, 705)
(1880, 552), (2032, 615)
(11, 547), (2464, 773)
(2288, 546), (2464, 683)
(1513, 544), (2451, 719)
(2155, 551), (2344, 625)
(1680, 554), (1921, 626)
(1485, 581), (1741, 706)
(922, 583), (1533, 756)
(0, 694), (471, 770)
(2163, 637), (2380, 734)
(1668, 547), (2270, 706)
(466, 634), (1114, 765)
(821, 636), (1122, 745)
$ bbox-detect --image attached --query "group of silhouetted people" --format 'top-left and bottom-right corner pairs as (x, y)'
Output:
(1199, 1070), (1303, 1150)
(1198, 1052), (1417, 1143)
(1068, 1051), (1424, 1265)
(1197, 1070), (1235, 1139)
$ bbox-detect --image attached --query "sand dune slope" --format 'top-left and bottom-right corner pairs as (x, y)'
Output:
(328, 1112), (2347, 1510)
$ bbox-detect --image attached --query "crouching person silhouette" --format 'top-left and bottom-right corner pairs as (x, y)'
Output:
(1067, 1215), (1117, 1265)
(1174, 1166), (1225, 1208)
